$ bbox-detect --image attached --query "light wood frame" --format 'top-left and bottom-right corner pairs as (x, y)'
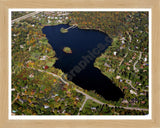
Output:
(0, 0), (160, 128)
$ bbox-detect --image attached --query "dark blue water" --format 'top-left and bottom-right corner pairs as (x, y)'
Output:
(42, 24), (124, 101)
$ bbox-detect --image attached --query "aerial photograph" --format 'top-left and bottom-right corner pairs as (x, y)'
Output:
(11, 10), (149, 116)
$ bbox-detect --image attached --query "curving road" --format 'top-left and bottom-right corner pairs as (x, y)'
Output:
(125, 79), (138, 91)
(29, 67), (148, 112)
(119, 52), (128, 66)
(133, 52), (142, 72)
(76, 89), (104, 105)
(12, 13), (149, 113)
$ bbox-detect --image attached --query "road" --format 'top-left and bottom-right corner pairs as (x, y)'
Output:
(29, 67), (148, 112)
(133, 52), (142, 72)
(75, 89), (104, 105)
(78, 96), (89, 115)
(12, 12), (149, 113)
(12, 93), (19, 105)
(77, 88), (148, 111)
(58, 13), (70, 16)
(125, 79), (138, 91)
(36, 68), (105, 104)
(12, 11), (41, 24)
(119, 52), (128, 66)
(119, 106), (148, 111)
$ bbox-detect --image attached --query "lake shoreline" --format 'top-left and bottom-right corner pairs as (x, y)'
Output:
(42, 24), (124, 101)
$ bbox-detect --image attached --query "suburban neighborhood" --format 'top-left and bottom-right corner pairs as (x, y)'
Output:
(11, 11), (149, 115)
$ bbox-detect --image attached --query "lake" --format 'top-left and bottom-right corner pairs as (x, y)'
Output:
(42, 24), (124, 101)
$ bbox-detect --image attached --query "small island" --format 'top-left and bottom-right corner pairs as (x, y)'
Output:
(60, 27), (68, 33)
(63, 47), (72, 53)
(11, 11), (149, 116)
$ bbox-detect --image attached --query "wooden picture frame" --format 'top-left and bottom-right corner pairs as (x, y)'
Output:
(0, 0), (160, 127)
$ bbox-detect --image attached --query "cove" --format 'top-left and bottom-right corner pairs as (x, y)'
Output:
(42, 24), (124, 101)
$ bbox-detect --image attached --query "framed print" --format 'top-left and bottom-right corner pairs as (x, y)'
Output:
(9, 8), (151, 119)
(0, 0), (160, 128)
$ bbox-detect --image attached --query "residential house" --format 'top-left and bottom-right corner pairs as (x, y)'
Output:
(130, 90), (137, 96)
(29, 73), (34, 78)
(116, 75), (121, 79)
(144, 57), (147, 62)
(20, 45), (24, 49)
(122, 99), (129, 104)
(113, 51), (117, 56)
(104, 63), (111, 67)
(40, 55), (48, 60)
(44, 105), (50, 109)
